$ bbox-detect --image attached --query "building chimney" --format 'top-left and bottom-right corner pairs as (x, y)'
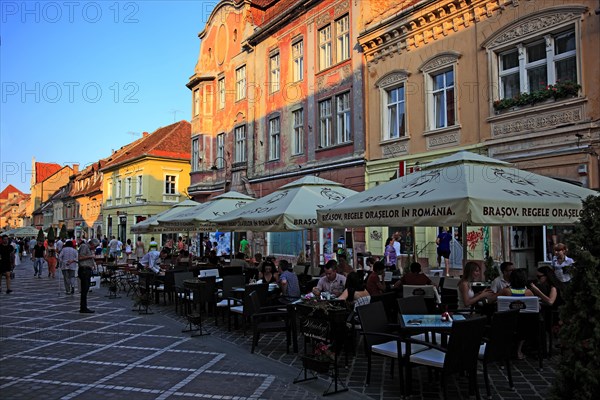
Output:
(72, 164), (79, 174)
(142, 132), (149, 137)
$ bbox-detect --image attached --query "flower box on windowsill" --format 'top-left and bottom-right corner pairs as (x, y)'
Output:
(493, 81), (581, 114)
(301, 355), (331, 374)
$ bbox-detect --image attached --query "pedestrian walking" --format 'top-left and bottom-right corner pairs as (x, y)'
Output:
(0, 234), (15, 294)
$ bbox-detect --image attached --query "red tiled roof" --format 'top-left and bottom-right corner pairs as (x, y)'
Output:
(251, 0), (300, 27)
(0, 185), (23, 200)
(35, 162), (62, 183)
(102, 121), (191, 170)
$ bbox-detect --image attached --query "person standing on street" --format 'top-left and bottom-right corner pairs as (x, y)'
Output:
(0, 234), (15, 294)
(436, 227), (452, 277)
(78, 238), (99, 313)
(135, 236), (145, 260)
(58, 240), (78, 295)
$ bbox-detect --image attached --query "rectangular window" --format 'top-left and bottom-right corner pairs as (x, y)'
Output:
(270, 53), (280, 93)
(203, 84), (213, 115)
(386, 86), (405, 139)
(319, 25), (332, 70)
(268, 117), (280, 160)
(193, 89), (200, 116)
(336, 92), (351, 143)
(497, 28), (578, 99)
(136, 175), (142, 196)
(217, 77), (225, 109)
(165, 175), (176, 195)
(125, 177), (132, 197)
(234, 125), (247, 163)
(319, 99), (332, 147)
(336, 15), (350, 63)
(235, 65), (246, 101)
(432, 69), (455, 129)
(292, 109), (304, 155)
(191, 137), (199, 172)
(217, 133), (225, 168)
(292, 40), (304, 81)
(115, 179), (122, 199)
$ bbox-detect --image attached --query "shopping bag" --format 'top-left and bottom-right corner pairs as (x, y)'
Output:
(89, 275), (101, 292)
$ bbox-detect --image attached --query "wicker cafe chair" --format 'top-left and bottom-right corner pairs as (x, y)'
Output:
(405, 316), (488, 400)
(215, 275), (245, 327)
(182, 279), (210, 337)
(356, 301), (427, 393)
(247, 290), (291, 354)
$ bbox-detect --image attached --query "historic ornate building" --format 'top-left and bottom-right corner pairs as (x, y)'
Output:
(358, 0), (599, 268)
(187, 0), (379, 258)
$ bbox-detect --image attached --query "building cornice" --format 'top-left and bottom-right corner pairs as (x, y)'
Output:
(358, 0), (510, 66)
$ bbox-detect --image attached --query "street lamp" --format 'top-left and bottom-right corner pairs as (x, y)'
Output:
(211, 156), (229, 191)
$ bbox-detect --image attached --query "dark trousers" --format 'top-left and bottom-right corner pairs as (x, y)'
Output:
(78, 267), (92, 310)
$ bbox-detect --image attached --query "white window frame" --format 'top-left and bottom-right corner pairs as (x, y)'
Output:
(216, 133), (225, 169)
(268, 116), (280, 160)
(430, 68), (455, 129)
(498, 28), (578, 99)
(164, 175), (176, 195)
(377, 71), (408, 141)
(125, 177), (132, 198)
(217, 77), (225, 109)
(318, 99), (332, 147)
(336, 92), (351, 144)
(193, 88), (200, 116)
(234, 125), (247, 163)
(191, 137), (199, 172)
(136, 175), (143, 196)
(336, 15), (350, 63)
(292, 40), (304, 82)
(235, 65), (246, 101)
(270, 52), (280, 93)
(115, 179), (122, 199)
(318, 25), (332, 70)
(292, 108), (304, 155)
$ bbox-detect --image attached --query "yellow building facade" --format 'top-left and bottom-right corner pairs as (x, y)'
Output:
(358, 0), (599, 270)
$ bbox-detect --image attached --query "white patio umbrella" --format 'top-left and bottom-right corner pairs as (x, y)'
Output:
(157, 191), (255, 232)
(213, 176), (358, 232)
(317, 151), (598, 227)
(130, 199), (199, 234)
(6, 226), (43, 237)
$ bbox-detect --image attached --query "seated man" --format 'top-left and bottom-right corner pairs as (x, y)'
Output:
(138, 248), (169, 273)
(366, 261), (386, 296)
(314, 260), (346, 297)
(490, 261), (514, 293)
(230, 252), (250, 269)
(278, 259), (300, 303)
(393, 262), (433, 289)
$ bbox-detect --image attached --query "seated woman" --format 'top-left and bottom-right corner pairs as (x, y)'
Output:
(529, 265), (561, 306)
(258, 259), (278, 284)
(338, 271), (371, 307)
(176, 249), (191, 268)
(457, 261), (495, 309)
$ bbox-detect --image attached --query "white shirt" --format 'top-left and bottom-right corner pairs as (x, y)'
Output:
(393, 240), (401, 256)
(490, 276), (510, 293)
(552, 256), (573, 283)
(140, 250), (162, 273)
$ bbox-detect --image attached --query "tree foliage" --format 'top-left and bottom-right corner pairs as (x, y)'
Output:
(59, 225), (68, 240)
(36, 228), (45, 242)
(552, 195), (600, 399)
(47, 227), (55, 242)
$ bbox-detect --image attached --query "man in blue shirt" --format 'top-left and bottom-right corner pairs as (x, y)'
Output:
(278, 259), (300, 303)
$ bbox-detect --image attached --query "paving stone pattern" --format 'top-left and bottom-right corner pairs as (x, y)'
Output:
(0, 259), (557, 399)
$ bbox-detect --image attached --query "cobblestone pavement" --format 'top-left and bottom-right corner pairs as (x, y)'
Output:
(0, 260), (558, 399)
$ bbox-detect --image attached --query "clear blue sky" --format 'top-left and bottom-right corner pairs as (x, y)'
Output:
(1, 0), (215, 193)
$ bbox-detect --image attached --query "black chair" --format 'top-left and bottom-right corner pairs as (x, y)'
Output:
(182, 279), (210, 336)
(134, 272), (155, 315)
(355, 301), (427, 391)
(406, 316), (488, 399)
(228, 283), (269, 334)
(215, 275), (245, 326)
(173, 271), (194, 315)
(371, 291), (400, 323)
(247, 290), (291, 354)
(479, 309), (519, 399)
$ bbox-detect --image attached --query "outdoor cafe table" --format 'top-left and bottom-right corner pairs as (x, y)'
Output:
(400, 313), (466, 346)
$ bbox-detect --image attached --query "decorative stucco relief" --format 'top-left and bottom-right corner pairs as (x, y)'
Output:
(428, 133), (458, 148)
(491, 106), (583, 137)
(382, 142), (408, 157)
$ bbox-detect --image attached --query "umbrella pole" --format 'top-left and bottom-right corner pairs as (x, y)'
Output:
(462, 223), (468, 274)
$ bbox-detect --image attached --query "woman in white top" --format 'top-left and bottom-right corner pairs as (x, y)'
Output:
(551, 243), (573, 284)
(457, 261), (495, 309)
